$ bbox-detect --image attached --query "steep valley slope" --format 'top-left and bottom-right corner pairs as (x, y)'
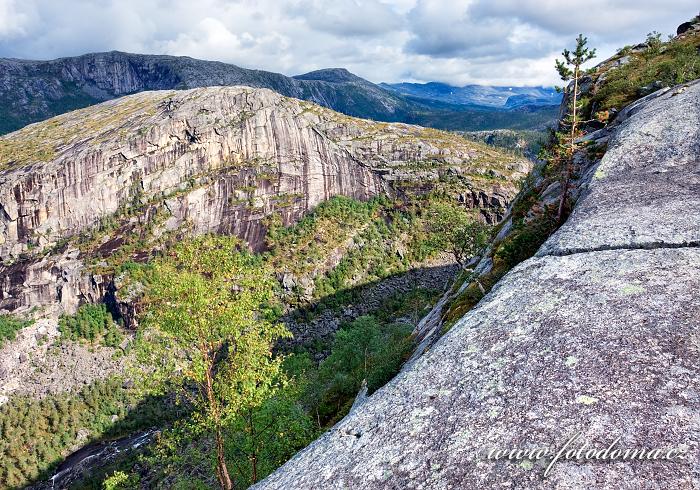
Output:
(255, 78), (700, 490)
(0, 84), (528, 425)
(0, 85), (528, 319)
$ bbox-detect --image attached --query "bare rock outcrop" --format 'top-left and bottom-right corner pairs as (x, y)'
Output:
(255, 82), (700, 489)
(0, 86), (527, 315)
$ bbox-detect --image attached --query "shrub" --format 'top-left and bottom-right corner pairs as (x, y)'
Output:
(314, 316), (413, 423)
(495, 215), (557, 270)
(0, 314), (30, 348)
(103, 470), (139, 490)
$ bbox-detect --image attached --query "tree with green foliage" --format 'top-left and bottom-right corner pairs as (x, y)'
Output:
(224, 380), (318, 486)
(554, 34), (596, 222)
(314, 316), (413, 423)
(424, 202), (492, 269)
(140, 235), (290, 489)
(102, 470), (140, 489)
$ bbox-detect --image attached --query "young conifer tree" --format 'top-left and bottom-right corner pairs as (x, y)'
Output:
(554, 34), (596, 222)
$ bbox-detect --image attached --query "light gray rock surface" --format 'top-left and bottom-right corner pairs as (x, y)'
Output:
(0, 317), (128, 402)
(255, 82), (700, 489)
(539, 80), (700, 256)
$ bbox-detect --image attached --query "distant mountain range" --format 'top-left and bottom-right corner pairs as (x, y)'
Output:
(0, 51), (560, 135)
(380, 82), (562, 109)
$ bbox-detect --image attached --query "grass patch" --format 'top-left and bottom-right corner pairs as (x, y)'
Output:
(592, 30), (700, 112)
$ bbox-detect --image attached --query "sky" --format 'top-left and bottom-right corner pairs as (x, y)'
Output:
(0, 0), (697, 86)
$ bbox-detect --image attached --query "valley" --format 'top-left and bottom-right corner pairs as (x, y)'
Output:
(0, 85), (527, 488)
(0, 10), (698, 490)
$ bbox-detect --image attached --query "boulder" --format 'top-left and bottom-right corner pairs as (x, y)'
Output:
(677, 21), (695, 35)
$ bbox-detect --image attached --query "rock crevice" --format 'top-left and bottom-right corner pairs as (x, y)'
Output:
(539, 240), (700, 258)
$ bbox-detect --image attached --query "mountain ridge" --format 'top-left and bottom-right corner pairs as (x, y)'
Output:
(0, 51), (558, 135)
(380, 81), (561, 108)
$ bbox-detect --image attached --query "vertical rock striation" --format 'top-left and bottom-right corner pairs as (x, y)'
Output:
(0, 86), (527, 314)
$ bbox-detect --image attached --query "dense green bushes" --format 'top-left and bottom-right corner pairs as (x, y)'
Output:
(58, 304), (123, 347)
(311, 316), (413, 423)
(495, 215), (557, 270)
(0, 314), (30, 348)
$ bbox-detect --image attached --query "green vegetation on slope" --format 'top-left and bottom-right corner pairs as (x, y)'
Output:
(58, 304), (124, 348)
(62, 216), (440, 488)
(64, 312), (417, 489)
(0, 188), (485, 488)
(592, 29), (700, 113)
(0, 315), (31, 348)
(0, 377), (174, 489)
(265, 194), (485, 310)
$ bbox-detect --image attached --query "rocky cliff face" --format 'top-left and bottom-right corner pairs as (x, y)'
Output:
(255, 81), (700, 489)
(0, 86), (527, 315)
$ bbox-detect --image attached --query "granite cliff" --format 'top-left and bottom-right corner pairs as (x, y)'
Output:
(0, 86), (528, 317)
(255, 80), (700, 489)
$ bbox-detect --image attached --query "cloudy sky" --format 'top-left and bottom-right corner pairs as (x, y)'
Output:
(0, 0), (697, 86)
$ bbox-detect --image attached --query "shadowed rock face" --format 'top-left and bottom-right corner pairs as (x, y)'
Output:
(0, 86), (527, 314)
(255, 82), (700, 489)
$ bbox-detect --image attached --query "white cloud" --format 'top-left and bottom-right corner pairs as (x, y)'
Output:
(0, 0), (697, 86)
(0, 0), (36, 38)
